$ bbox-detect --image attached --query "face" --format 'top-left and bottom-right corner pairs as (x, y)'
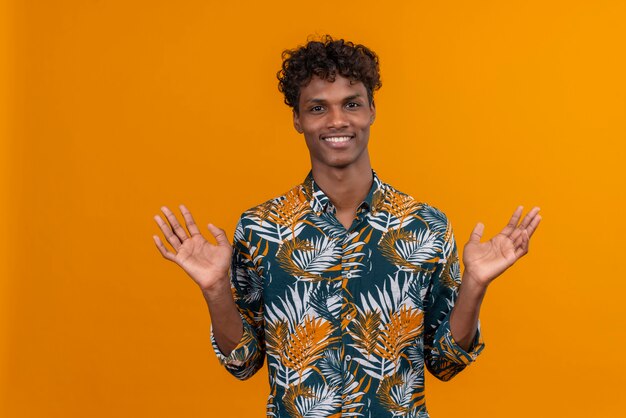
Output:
(293, 75), (376, 172)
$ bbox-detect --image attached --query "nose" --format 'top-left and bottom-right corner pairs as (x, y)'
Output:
(326, 106), (349, 129)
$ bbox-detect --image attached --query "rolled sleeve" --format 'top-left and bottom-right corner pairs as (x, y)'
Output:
(423, 214), (485, 381)
(210, 218), (265, 380)
(210, 314), (264, 378)
(432, 313), (485, 365)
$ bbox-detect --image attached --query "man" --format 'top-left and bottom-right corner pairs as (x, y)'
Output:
(153, 36), (541, 417)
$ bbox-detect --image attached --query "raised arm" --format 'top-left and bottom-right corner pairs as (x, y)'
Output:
(153, 205), (243, 355)
(450, 206), (542, 350)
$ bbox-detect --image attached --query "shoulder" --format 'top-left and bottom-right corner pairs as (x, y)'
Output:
(419, 203), (452, 234)
(379, 181), (451, 235)
(380, 181), (450, 223)
(236, 182), (307, 228)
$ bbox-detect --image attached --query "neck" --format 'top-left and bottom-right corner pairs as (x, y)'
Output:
(311, 157), (373, 211)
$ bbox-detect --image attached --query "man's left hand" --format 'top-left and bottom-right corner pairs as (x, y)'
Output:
(462, 206), (542, 288)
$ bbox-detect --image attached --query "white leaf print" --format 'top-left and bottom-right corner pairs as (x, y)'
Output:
(296, 384), (341, 417)
(386, 369), (423, 413)
(352, 355), (395, 380)
(291, 235), (340, 276)
(266, 283), (312, 333)
(394, 229), (440, 267)
(318, 349), (342, 387)
(420, 205), (448, 233)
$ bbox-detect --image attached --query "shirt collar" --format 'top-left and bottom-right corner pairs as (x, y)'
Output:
(301, 170), (386, 216)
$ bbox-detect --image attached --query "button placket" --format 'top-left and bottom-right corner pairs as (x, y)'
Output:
(339, 230), (355, 408)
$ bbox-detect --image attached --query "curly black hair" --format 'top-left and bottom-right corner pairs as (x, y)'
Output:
(277, 35), (382, 113)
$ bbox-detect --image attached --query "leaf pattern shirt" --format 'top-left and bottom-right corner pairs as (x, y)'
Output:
(211, 170), (485, 417)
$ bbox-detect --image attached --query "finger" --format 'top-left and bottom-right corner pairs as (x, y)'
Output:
(469, 222), (484, 243)
(207, 223), (230, 246)
(512, 230), (524, 249)
(514, 230), (530, 258)
(500, 206), (523, 236)
(509, 227), (522, 244)
(154, 214), (183, 250)
(161, 206), (190, 243)
(518, 206), (541, 230)
(526, 214), (542, 238)
(180, 204), (201, 236)
(153, 235), (176, 261)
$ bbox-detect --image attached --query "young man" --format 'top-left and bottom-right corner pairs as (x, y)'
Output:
(153, 36), (541, 417)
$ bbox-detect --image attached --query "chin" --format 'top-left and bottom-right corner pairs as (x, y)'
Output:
(328, 160), (356, 169)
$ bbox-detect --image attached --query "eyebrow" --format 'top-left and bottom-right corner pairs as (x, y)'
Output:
(305, 94), (365, 104)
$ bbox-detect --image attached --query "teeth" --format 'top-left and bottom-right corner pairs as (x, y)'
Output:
(323, 136), (352, 143)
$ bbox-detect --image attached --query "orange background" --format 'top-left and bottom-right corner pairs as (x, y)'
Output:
(2, 1), (625, 417)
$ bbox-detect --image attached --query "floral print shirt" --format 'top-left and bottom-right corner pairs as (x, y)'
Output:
(211, 170), (484, 417)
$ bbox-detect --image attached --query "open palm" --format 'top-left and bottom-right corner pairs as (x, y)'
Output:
(153, 205), (232, 291)
(463, 206), (541, 287)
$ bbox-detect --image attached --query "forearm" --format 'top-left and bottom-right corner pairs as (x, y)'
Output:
(449, 273), (488, 351)
(202, 280), (243, 357)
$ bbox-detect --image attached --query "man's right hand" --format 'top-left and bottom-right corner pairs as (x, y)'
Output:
(153, 205), (232, 293)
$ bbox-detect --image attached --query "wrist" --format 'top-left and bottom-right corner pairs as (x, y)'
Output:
(200, 276), (231, 300)
(461, 271), (490, 295)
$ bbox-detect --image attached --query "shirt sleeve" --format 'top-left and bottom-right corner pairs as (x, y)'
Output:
(210, 218), (265, 380)
(423, 214), (485, 382)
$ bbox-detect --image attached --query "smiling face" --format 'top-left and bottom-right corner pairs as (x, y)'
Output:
(293, 75), (376, 173)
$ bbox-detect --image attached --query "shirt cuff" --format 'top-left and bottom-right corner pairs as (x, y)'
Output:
(210, 314), (257, 367)
(433, 314), (485, 365)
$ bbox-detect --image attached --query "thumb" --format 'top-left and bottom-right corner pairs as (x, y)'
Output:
(469, 222), (484, 243)
(207, 223), (230, 246)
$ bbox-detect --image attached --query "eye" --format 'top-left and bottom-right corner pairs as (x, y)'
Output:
(309, 105), (324, 113)
(346, 102), (361, 109)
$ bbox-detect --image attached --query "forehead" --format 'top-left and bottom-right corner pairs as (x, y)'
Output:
(299, 75), (367, 103)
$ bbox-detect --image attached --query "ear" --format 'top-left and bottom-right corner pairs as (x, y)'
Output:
(293, 109), (303, 133)
(369, 101), (376, 125)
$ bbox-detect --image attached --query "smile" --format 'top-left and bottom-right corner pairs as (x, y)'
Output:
(321, 135), (353, 143)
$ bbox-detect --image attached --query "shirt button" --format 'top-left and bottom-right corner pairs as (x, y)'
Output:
(346, 272), (352, 279)
(345, 355), (352, 362)
(346, 314), (352, 320)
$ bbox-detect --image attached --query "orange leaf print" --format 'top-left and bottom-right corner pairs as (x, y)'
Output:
(281, 316), (339, 373)
(375, 306), (424, 363)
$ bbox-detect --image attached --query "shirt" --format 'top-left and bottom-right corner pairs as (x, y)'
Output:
(211, 171), (485, 417)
